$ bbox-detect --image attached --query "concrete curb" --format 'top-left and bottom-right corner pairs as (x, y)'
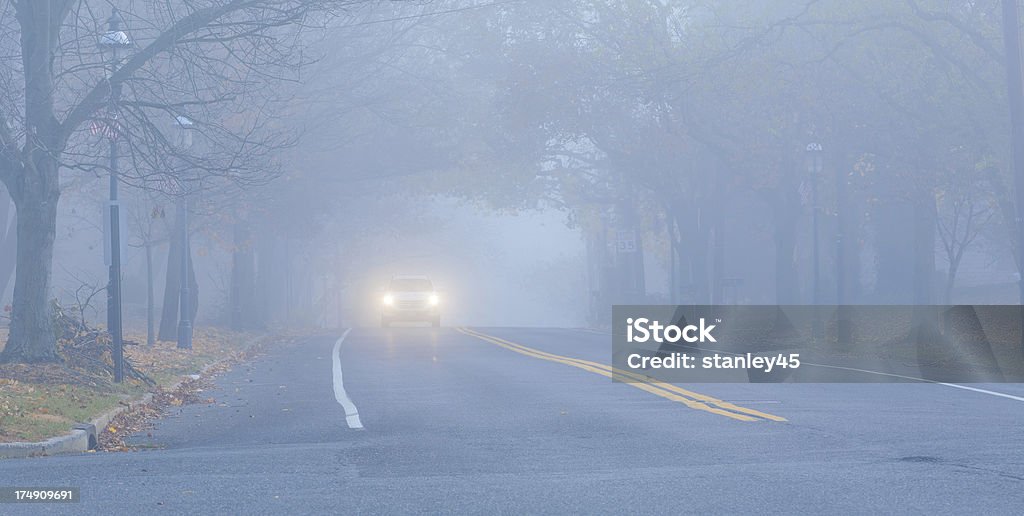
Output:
(0, 338), (261, 460)
(0, 390), (155, 459)
(0, 428), (91, 459)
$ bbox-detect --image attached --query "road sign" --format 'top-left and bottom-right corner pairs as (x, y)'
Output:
(615, 230), (636, 253)
(90, 113), (121, 140)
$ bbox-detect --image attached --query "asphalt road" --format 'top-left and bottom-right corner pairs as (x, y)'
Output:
(2, 327), (1023, 514)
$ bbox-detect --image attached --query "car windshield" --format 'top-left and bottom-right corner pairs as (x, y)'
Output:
(390, 278), (433, 291)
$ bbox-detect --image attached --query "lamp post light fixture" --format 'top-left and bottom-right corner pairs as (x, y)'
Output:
(99, 9), (131, 57)
(806, 142), (823, 338)
(99, 7), (132, 383)
(174, 115), (194, 351)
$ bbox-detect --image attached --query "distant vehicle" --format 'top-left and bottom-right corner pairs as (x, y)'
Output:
(380, 275), (441, 328)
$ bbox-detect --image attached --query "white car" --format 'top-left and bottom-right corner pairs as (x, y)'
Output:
(380, 275), (441, 327)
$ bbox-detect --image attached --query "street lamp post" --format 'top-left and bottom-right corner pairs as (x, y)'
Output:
(174, 116), (194, 350)
(99, 8), (132, 382)
(806, 143), (823, 338)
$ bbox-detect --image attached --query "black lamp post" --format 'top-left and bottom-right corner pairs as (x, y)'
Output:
(99, 8), (132, 382)
(174, 116), (194, 350)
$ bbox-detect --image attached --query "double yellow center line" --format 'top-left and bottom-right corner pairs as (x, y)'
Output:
(456, 327), (786, 423)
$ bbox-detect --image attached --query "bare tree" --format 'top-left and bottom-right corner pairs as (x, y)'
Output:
(61, 274), (107, 335)
(126, 192), (168, 346)
(0, 0), (371, 363)
(936, 168), (999, 303)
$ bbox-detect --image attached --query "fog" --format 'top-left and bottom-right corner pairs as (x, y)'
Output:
(3, 0), (1023, 336)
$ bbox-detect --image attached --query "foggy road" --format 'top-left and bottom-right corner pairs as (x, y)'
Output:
(2, 328), (1023, 514)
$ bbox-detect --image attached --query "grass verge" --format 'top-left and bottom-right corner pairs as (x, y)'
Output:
(0, 327), (263, 443)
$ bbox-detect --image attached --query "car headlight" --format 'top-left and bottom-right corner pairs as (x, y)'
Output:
(428, 293), (440, 306)
(382, 294), (394, 306)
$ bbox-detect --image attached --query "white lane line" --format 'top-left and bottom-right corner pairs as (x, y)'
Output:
(936, 383), (1024, 402)
(332, 329), (364, 429)
(787, 362), (1024, 403)
(573, 327), (612, 335)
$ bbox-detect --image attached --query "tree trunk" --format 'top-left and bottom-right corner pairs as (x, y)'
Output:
(913, 192), (937, 305)
(632, 228), (647, 304)
(1, 193), (59, 363)
(2, 1), (71, 363)
(158, 228), (198, 340)
(0, 186), (15, 302)
(911, 191), (940, 360)
(158, 233), (181, 341)
(0, 207), (17, 304)
(187, 250), (198, 324)
(668, 211), (679, 304)
(773, 188), (801, 304)
(1001, 0), (1024, 351)
(0, 187), (9, 239)
(944, 268), (956, 305)
(679, 201), (711, 305)
(230, 221), (256, 330)
(614, 182), (645, 304)
(835, 158), (852, 343)
(711, 220), (725, 304)
(584, 225), (603, 325)
(710, 165), (726, 305)
(145, 243), (155, 346)
(255, 231), (275, 325)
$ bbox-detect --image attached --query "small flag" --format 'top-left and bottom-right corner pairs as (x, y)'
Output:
(90, 113), (121, 140)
